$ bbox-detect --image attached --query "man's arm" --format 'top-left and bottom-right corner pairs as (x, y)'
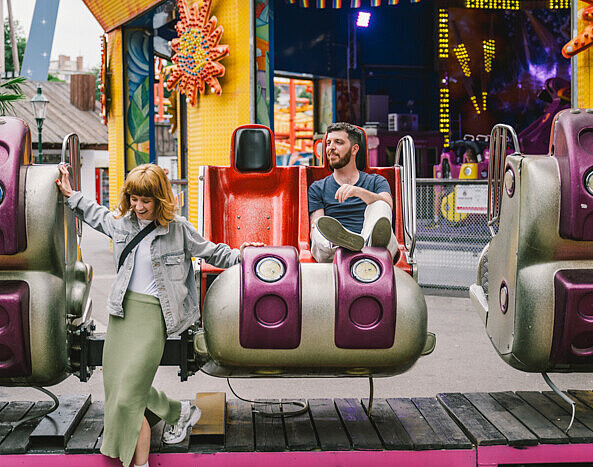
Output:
(309, 208), (324, 239)
(335, 184), (393, 209)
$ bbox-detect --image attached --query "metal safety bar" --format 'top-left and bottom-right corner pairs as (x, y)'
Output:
(487, 124), (520, 237)
(61, 133), (83, 239)
(395, 135), (417, 261)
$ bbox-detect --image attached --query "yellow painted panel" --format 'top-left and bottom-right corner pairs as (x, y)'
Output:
(186, 0), (253, 225)
(82, 0), (163, 32)
(577, 0), (593, 108)
(108, 29), (125, 210)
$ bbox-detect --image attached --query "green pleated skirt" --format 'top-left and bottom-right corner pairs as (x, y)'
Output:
(100, 291), (181, 467)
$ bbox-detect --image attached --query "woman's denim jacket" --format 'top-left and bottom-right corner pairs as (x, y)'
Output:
(66, 192), (240, 336)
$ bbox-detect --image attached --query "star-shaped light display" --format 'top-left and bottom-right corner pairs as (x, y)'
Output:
(166, 0), (230, 105)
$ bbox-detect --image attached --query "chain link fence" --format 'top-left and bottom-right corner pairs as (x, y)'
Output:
(415, 179), (490, 291)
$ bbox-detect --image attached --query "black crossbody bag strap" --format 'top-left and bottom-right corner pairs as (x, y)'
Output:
(117, 221), (157, 272)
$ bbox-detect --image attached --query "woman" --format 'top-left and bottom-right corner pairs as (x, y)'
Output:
(56, 163), (260, 467)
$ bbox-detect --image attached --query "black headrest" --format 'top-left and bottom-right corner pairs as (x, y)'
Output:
(355, 128), (367, 170)
(234, 127), (273, 172)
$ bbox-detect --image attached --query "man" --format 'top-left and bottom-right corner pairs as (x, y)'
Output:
(308, 122), (398, 262)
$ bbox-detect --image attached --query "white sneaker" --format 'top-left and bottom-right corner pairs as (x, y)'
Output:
(162, 401), (201, 444)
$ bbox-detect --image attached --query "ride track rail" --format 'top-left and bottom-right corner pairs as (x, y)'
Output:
(3, 389), (593, 465)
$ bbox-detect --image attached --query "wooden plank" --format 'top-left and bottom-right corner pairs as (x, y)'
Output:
(438, 393), (506, 446)
(0, 401), (34, 424)
(65, 401), (104, 454)
(362, 398), (413, 450)
(253, 399), (285, 452)
(192, 392), (225, 436)
(30, 394), (91, 448)
(308, 398), (350, 451)
(94, 432), (103, 453)
(413, 397), (472, 449)
(545, 391), (593, 433)
(334, 398), (382, 450)
(0, 401), (35, 449)
(386, 398), (442, 450)
(225, 399), (254, 452)
(282, 399), (317, 451)
(569, 390), (593, 411)
(490, 392), (567, 444)
(517, 391), (593, 443)
(464, 392), (537, 447)
(0, 425), (12, 446)
(0, 401), (53, 454)
(190, 392), (225, 447)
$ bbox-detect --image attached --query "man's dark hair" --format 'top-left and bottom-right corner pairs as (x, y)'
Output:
(326, 122), (363, 149)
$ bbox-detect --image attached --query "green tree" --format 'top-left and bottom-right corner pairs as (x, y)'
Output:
(0, 76), (25, 115)
(4, 19), (26, 74)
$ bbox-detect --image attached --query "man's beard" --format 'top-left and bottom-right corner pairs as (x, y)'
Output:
(328, 150), (351, 170)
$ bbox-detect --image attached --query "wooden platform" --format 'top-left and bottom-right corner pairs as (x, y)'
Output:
(2, 391), (593, 466)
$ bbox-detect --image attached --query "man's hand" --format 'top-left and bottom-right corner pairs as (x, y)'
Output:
(335, 183), (360, 203)
(335, 184), (393, 209)
(56, 163), (74, 198)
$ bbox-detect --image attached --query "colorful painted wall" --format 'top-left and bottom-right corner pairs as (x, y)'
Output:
(185, 0), (252, 225)
(90, 0), (254, 223)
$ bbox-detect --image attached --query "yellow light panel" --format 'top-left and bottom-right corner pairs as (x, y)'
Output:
(465, 0), (519, 9)
(439, 87), (450, 146)
(482, 91), (488, 111)
(438, 9), (448, 59)
(483, 39), (495, 73)
(549, 0), (569, 8)
(470, 95), (481, 114)
(454, 44), (471, 77)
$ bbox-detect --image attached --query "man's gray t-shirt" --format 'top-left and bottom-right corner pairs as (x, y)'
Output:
(308, 171), (391, 234)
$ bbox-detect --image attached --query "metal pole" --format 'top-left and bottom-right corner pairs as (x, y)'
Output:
(7, 0), (18, 75)
(289, 78), (295, 154)
(571, 0), (578, 108)
(36, 118), (43, 163)
(0, 0), (4, 76)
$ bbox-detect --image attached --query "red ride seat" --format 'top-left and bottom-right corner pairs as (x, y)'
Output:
(200, 125), (303, 296)
(199, 124), (413, 306)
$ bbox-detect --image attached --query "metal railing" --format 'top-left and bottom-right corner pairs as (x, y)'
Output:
(415, 178), (489, 290)
(396, 135), (417, 261)
(61, 133), (82, 239)
(488, 124), (520, 237)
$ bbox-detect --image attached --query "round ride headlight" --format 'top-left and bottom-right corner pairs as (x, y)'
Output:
(463, 166), (472, 176)
(351, 258), (381, 283)
(586, 171), (593, 196)
(255, 257), (285, 283)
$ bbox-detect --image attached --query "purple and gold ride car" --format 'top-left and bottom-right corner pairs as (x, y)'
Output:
(471, 109), (593, 373)
(0, 118), (434, 388)
(0, 117), (92, 387)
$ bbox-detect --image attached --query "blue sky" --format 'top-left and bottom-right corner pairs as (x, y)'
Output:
(14, 0), (103, 70)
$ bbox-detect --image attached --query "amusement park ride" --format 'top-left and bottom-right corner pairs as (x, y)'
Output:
(3, 109), (593, 464)
(4, 0), (593, 464)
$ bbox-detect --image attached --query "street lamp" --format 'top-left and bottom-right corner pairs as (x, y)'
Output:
(30, 85), (49, 163)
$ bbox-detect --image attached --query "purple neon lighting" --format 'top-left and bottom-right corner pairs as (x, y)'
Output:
(356, 11), (371, 28)
(525, 62), (558, 89)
